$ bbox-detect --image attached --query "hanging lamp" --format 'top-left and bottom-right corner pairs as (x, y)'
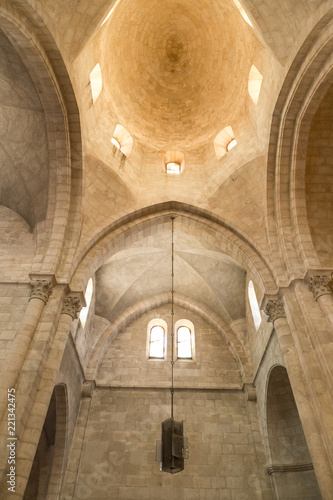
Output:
(156, 216), (189, 473)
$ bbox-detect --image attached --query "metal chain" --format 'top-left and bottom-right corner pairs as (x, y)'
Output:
(171, 215), (175, 418)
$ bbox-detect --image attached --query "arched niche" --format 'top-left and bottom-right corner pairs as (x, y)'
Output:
(305, 84), (333, 267)
(266, 10), (333, 281)
(0, 2), (83, 277)
(23, 384), (67, 499)
(266, 366), (321, 499)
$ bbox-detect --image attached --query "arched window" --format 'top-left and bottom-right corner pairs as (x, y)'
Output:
(175, 320), (195, 360)
(147, 319), (167, 359)
(248, 65), (263, 105)
(177, 326), (191, 358)
(248, 280), (262, 330)
(89, 64), (102, 103)
(79, 278), (93, 328)
(111, 124), (133, 157)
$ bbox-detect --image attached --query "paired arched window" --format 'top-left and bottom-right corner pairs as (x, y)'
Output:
(177, 326), (192, 358)
(147, 319), (167, 359)
(175, 319), (195, 360)
(147, 319), (195, 360)
(248, 280), (262, 330)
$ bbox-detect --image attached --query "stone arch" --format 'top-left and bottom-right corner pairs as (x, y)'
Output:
(0, 1), (82, 278)
(86, 292), (251, 383)
(70, 202), (276, 297)
(23, 384), (68, 499)
(265, 365), (321, 499)
(267, 9), (333, 284)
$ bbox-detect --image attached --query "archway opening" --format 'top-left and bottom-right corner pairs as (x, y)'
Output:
(266, 366), (321, 499)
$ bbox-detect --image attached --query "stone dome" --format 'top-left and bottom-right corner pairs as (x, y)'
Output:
(104, 0), (252, 150)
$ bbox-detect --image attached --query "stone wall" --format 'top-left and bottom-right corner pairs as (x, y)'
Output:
(73, 387), (266, 500)
(63, 306), (273, 499)
(0, 283), (30, 362)
(96, 306), (242, 389)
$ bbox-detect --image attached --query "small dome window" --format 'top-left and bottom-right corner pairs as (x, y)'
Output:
(248, 65), (263, 105)
(111, 137), (121, 150)
(111, 124), (133, 157)
(227, 138), (237, 151)
(248, 280), (262, 330)
(163, 150), (184, 174)
(166, 162), (181, 174)
(79, 278), (93, 328)
(90, 64), (102, 103)
(214, 126), (237, 159)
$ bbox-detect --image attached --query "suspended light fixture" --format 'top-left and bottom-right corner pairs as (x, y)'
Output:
(156, 216), (189, 473)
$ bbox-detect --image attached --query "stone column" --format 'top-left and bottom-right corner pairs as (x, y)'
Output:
(264, 298), (333, 500)
(308, 274), (333, 329)
(0, 278), (53, 422)
(9, 294), (82, 500)
(62, 381), (96, 500)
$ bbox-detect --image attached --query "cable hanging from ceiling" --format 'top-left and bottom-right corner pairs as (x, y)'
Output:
(156, 215), (189, 474)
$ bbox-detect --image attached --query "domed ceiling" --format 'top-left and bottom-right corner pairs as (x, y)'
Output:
(104, 0), (253, 150)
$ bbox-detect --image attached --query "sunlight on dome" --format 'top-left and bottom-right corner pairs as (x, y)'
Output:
(233, 0), (253, 27)
(101, 0), (122, 26)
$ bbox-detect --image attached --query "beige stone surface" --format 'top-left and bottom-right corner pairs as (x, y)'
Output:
(0, 0), (332, 498)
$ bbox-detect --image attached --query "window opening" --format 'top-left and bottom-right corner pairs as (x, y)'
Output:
(149, 325), (165, 358)
(214, 126), (237, 159)
(111, 137), (121, 150)
(166, 162), (181, 174)
(227, 138), (237, 151)
(248, 280), (262, 330)
(79, 278), (93, 328)
(248, 65), (263, 105)
(90, 63), (102, 103)
(177, 326), (192, 359)
(112, 124), (133, 156)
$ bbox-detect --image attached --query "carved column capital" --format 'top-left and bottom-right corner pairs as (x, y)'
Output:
(307, 274), (333, 300)
(264, 299), (286, 323)
(62, 295), (82, 319)
(29, 279), (53, 304)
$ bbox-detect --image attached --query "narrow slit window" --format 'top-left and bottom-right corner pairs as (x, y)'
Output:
(149, 325), (165, 358)
(90, 63), (102, 103)
(79, 278), (93, 328)
(248, 280), (262, 330)
(177, 326), (192, 359)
